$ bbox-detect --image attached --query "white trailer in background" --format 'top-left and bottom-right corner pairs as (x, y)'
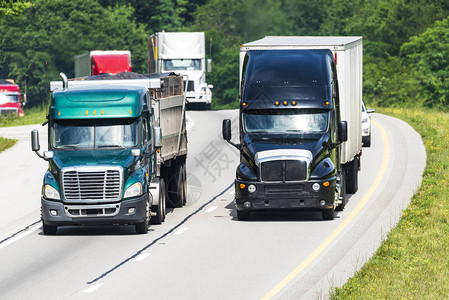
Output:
(148, 32), (213, 110)
(240, 36), (363, 194)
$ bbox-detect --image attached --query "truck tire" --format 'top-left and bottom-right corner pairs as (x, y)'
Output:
(42, 221), (57, 235)
(151, 179), (166, 225)
(346, 158), (359, 194)
(167, 163), (185, 208)
(181, 163), (187, 206)
(135, 196), (150, 234)
(363, 134), (371, 147)
(237, 210), (250, 221)
(336, 169), (347, 211)
(322, 208), (335, 220)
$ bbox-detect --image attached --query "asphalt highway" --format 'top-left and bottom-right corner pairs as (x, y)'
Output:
(0, 110), (425, 299)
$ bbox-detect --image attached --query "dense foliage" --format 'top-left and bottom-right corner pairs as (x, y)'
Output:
(1, 0), (449, 109)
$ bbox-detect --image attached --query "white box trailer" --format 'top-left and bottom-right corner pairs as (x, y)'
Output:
(240, 36), (363, 166)
(148, 32), (213, 109)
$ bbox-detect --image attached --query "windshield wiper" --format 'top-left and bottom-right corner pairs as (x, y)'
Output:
(97, 144), (126, 149)
(61, 145), (80, 150)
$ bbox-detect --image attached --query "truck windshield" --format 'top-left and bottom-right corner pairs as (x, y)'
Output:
(163, 59), (201, 71)
(0, 94), (20, 105)
(52, 118), (138, 150)
(243, 110), (329, 134)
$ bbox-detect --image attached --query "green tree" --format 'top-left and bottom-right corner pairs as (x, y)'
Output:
(0, 0), (147, 105)
(98, 0), (194, 31)
(0, 0), (32, 16)
(401, 16), (449, 109)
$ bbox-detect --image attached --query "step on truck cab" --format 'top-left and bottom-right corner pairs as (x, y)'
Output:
(223, 36), (363, 220)
(31, 72), (188, 234)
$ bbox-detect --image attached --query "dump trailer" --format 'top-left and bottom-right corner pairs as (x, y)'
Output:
(74, 51), (132, 77)
(32, 72), (188, 234)
(148, 32), (213, 109)
(223, 36), (362, 220)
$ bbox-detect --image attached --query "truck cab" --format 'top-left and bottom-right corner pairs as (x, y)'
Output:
(0, 80), (26, 117)
(33, 85), (154, 234)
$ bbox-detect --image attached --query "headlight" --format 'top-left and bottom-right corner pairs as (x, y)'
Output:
(124, 182), (142, 199)
(44, 185), (60, 200)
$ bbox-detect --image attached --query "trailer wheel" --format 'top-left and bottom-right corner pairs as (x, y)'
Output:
(167, 163), (185, 208)
(363, 134), (371, 147)
(237, 210), (250, 221)
(42, 221), (57, 235)
(322, 208), (335, 220)
(135, 196), (150, 234)
(336, 169), (347, 211)
(346, 158), (359, 194)
(151, 179), (166, 225)
(181, 163), (187, 206)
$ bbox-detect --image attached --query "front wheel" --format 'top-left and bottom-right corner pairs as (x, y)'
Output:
(151, 178), (166, 225)
(42, 221), (57, 235)
(322, 208), (335, 220)
(136, 196), (150, 234)
(336, 169), (347, 211)
(237, 210), (250, 221)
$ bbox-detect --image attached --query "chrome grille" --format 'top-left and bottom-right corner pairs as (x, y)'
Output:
(62, 166), (122, 202)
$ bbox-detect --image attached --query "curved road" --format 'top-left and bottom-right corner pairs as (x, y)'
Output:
(0, 111), (425, 299)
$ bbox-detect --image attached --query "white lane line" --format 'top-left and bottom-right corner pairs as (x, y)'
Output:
(205, 206), (218, 213)
(84, 283), (104, 293)
(0, 223), (41, 250)
(134, 252), (151, 262)
(174, 227), (189, 235)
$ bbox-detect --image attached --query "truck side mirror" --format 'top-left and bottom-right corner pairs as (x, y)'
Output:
(31, 130), (51, 160)
(222, 119), (232, 141)
(339, 121), (348, 142)
(207, 59), (212, 72)
(154, 126), (162, 148)
(31, 130), (40, 152)
(22, 93), (27, 107)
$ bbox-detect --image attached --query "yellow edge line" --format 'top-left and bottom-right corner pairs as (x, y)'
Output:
(261, 120), (390, 300)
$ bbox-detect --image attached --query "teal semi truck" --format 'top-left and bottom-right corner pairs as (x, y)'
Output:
(31, 72), (188, 234)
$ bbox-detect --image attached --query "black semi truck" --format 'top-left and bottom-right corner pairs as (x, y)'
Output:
(223, 36), (363, 220)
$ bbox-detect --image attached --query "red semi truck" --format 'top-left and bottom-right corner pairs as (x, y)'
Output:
(0, 79), (26, 117)
(74, 50), (132, 77)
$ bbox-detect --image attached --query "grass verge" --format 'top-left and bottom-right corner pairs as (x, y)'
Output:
(0, 136), (17, 153)
(0, 105), (47, 127)
(0, 106), (46, 153)
(331, 107), (449, 298)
